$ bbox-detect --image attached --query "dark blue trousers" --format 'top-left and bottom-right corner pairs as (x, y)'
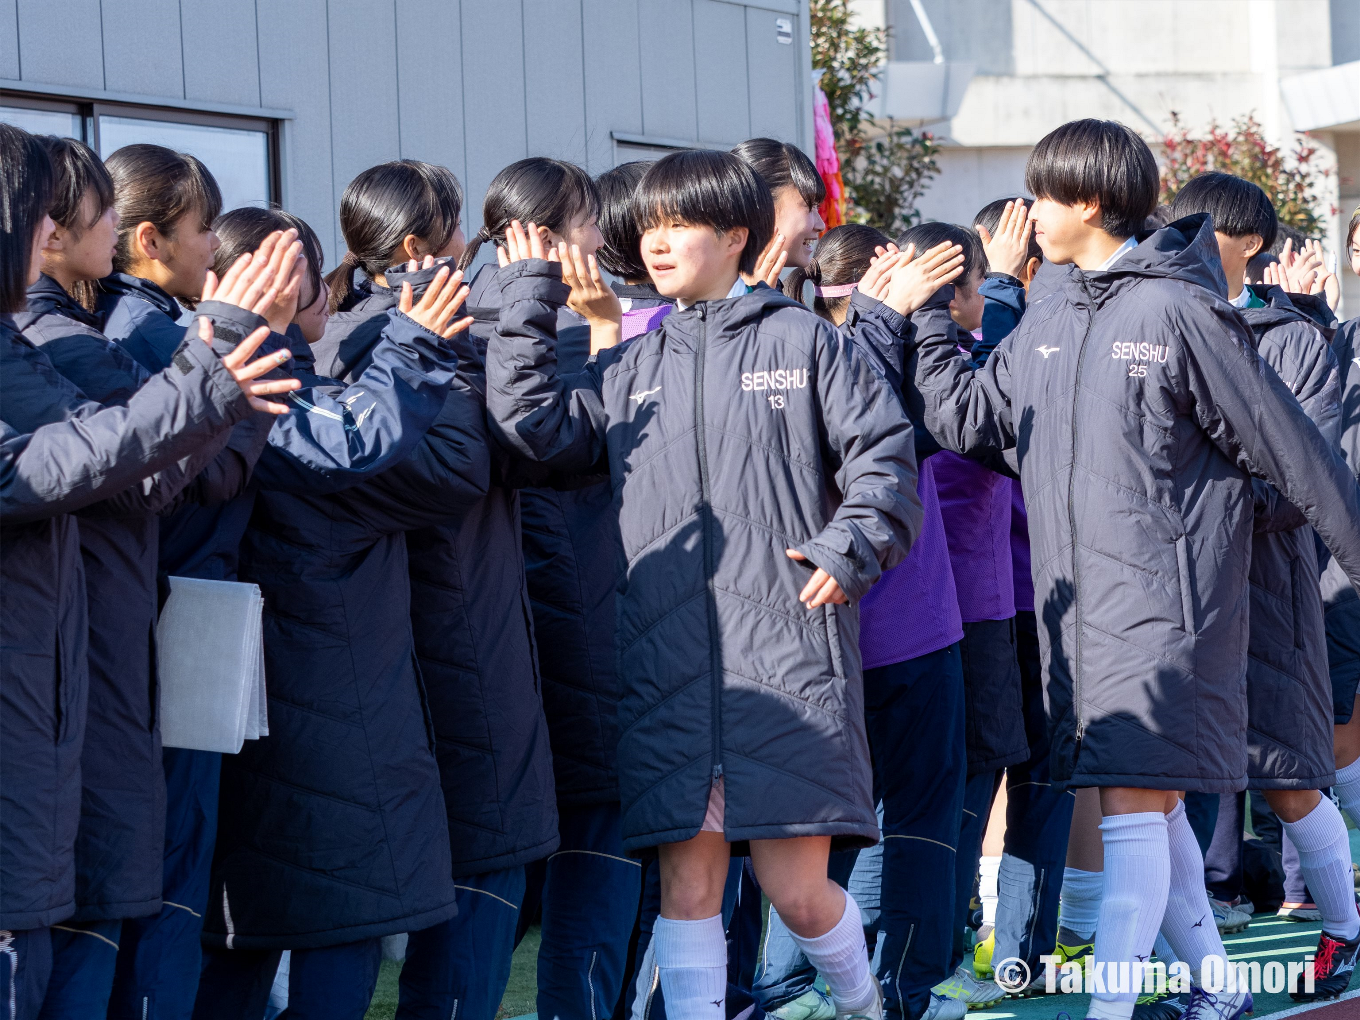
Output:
(0, 927), (52, 1019)
(862, 644), (967, 1020)
(991, 610), (1074, 971)
(38, 919), (122, 1018)
(951, 772), (999, 971)
(194, 939), (381, 1020)
(398, 867), (526, 1020)
(534, 802), (642, 1020)
(110, 748), (221, 1020)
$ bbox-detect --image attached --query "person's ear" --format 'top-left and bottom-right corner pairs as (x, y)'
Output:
(1242, 234), (1265, 261)
(727, 226), (749, 256)
(133, 221), (164, 262)
(41, 220), (66, 254)
(1024, 255), (1042, 285)
(399, 234), (425, 263)
(1078, 201), (1103, 228)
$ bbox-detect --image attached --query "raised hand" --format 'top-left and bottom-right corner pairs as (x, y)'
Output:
(499, 220), (560, 266)
(559, 243), (623, 354)
(882, 240), (965, 317)
(201, 229), (305, 332)
(747, 233), (788, 288)
(859, 243), (907, 302)
(786, 549), (848, 608)
(197, 318), (299, 414)
(1303, 238), (1340, 309)
(977, 199), (1032, 279)
(397, 265), (473, 339)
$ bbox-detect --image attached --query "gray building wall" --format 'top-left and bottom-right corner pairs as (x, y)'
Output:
(2, 0), (814, 270)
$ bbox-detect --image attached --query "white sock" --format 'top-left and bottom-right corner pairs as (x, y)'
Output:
(1059, 867), (1104, 941)
(1159, 801), (1226, 988)
(1153, 931), (1179, 965)
(1334, 758), (1360, 830)
(1087, 812), (1169, 1020)
(654, 914), (727, 1019)
(1282, 796), (1360, 940)
(979, 855), (1001, 928)
(787, 890), (876, 1013)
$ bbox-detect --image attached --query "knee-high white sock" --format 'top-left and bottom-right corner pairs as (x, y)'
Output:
(979, 855), (1001, 929)
(1159, 801), (1226, 988)
(787, 890), (876, 1013)
(1087, 812), (1169, 1020)
(1282, 796), (1360, 940)
(1152, 932), (1179, 966)
(1334, 758), (1360, 830)
(1058, 867), (1104, 941)
(654, 915), (727, 1019)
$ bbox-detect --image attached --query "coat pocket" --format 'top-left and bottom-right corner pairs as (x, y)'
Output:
(825, 604), (846, 680)
(1175, 535), (1196, 634)
(410, 652), (437, 754)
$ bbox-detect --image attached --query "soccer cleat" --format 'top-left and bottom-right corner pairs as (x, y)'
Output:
(1054, 935), (1095, 965)
(917, 993), (967, 1020)
(1277, 901), (1323, 922)
(932, 964), (1006, 1009)
(836, 975), (884, 1020)
(1181, 988), (1252, 1020)
(1209, 898), (1251, 934)
(972, 930), (994, 979)
(1232, 896), (1255, 916)
(1289, 929), (1360, 1001)
(770, 988), (836, 1020)
(1131, 994), (1188, 1020)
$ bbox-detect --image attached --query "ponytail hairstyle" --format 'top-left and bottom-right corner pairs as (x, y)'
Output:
(730, 137), (825, 211)
(39, 134), (116, 310)
(456, 157), (600, 273)
(595, 160), (653, 283)
(213, 207), (326, 313)
(325, 159), (463, 313)
(0, 122), (54, 313)
(784, 223), (889, 323)
(105, 144), (222, 275)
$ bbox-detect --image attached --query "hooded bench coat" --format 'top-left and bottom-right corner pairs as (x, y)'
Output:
(204, 308), (470, 949)
(0, 318), (250, 930)
(1321, 315), (1360, 720)
(16, 278), (271, 924)
(913, 215), (1360, 793)
(487, 262), (921, 853)
(315, 263), (559, 878)
(1239, 286), (1341, 788)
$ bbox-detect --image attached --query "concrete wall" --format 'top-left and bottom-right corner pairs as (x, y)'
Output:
(2, 0), (814, 270)
(875, 0), (1358, 304)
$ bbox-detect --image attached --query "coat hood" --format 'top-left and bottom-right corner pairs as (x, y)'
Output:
(1034, 213), (1228, 305)
(18, 274), (102, 328)
(1240, 284), (1314, 335)
(97, 272), (182, 319)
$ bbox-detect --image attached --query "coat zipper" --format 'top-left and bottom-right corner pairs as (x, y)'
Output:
(1069, 280), (1097, 744)
(694, 307), (723, 788)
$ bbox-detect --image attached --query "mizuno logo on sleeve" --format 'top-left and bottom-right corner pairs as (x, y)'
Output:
(1035, 345), (1060, 358)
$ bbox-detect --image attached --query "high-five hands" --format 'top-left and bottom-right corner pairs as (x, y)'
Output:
(976, 199), (1032, 280)
(201, 229), (306, 334)
(195, 318), (298, 414)
(558, 243), (623, 354)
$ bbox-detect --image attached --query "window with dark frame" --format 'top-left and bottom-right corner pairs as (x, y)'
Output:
(0, 91), (280, 214)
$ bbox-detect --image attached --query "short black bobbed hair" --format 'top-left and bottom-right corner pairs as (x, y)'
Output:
(897, 221), (988, 285)
(1024, 119), (1158, 239)
(596, 160), (653, 282)
(634, 149), (775, 277)
(0, 122), (54, 313)
(731, 137), (826, 211)
(1169, 172), (1277, 253)
(973, 196), (1042, 267)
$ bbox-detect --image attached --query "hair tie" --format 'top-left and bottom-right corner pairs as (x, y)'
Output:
(340, 250), (360, 266)
(477, 226), (494, 243)
(814, 282), (858, 298)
